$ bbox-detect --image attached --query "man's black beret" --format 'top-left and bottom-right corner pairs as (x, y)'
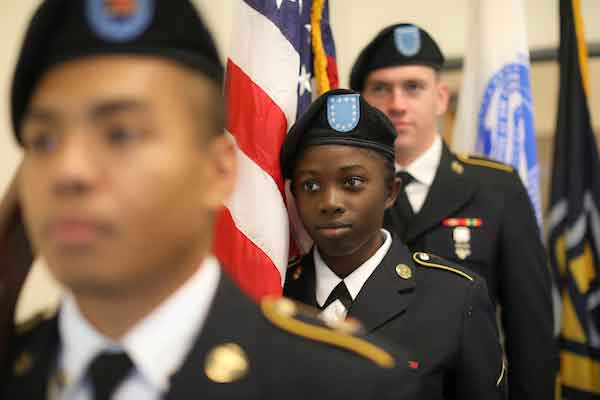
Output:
(349, 23), (444, 92)
(280, 88), (397, 180)
(11, 0), (223, 142)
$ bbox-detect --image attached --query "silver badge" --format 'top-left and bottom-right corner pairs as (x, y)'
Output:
(453, 226), (471, 260)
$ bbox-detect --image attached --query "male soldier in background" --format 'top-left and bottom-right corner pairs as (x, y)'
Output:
(1, 2), (419, 398)
(350, 23), (557, 399)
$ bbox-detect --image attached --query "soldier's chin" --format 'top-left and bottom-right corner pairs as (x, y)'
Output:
(60, 276), (133, 298)
(394, 135), (415, 153)
(45, 259), (124, 295)
(313, 238), (359, 259)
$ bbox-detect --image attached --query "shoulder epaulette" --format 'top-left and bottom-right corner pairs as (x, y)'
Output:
(15, 312), (51, 336)
(261, 297), (395, 368)
(457, 154), (513, 173)
(412, 252), (474, 281)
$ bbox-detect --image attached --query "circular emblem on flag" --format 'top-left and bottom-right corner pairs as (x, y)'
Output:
(477, 60), (536, 171)
(86, 0), (154, 43)
(327, 94), (360, 133)
(394, 26), (421, 57)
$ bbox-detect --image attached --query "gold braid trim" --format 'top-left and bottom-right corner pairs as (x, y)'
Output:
(457, 155), (513, 173)
(413, 253), (474, 281)
(261, 298), (395, 368)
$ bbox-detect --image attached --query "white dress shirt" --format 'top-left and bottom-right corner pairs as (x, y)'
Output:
(396, 134), (443, 213)
(315, 229), (392, 324)
(54, 256), (221, 400)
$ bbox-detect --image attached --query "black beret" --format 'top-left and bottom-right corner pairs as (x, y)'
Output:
(280, 88), (396, 180)
(11, 0), (223, 142)
(349, 23), (444, 91)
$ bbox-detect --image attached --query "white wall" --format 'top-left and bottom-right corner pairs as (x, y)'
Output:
(1, 0), (599, 321)
(330, 0), (600, 86)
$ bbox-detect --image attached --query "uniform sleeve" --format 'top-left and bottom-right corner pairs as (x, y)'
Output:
(498, 177), (558, 399)
(450, 277), (507, 399)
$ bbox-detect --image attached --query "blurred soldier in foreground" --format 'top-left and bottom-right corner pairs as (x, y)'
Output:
(1, 2), (419, 399)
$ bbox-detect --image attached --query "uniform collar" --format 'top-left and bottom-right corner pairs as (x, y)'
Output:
(314, 229), (392, 307)
(58, 256), (221, 394)
(396, 134), (442, 187)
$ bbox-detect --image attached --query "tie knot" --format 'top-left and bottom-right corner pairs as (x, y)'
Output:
(87, 351), (133, 400)
(323, 281), (353, 310)
(395, 171), (414, 186)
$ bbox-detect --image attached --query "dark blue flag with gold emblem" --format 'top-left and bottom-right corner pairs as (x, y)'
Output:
(548, 0), (600, 398)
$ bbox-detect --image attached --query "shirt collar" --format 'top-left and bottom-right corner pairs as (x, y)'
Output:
(396, 134), (442, 187)
(58, 256), (221, 393)
(314, 229), (392, 307)
(58, 294), (116, 392)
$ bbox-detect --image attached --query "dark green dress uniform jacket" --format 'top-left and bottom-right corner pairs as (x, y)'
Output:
(384, 142), (558, 400)
(2, 272), (420, 400)
(284, 238), (507, 400)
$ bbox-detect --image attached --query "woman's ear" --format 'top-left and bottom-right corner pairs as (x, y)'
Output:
(384, 173), (401, 210)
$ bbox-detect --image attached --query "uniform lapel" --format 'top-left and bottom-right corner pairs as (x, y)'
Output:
(348, 238), (416, 332)
(6, 315), (60, 399)
(283, 251), (318, 308)
(164, 273), (260, 399)
(404, 142), (478, 243)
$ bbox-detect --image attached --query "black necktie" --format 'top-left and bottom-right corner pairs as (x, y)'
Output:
(394, 171), (415, 239)
(322, 281), (353, 310)
(87, 351), (133, 400)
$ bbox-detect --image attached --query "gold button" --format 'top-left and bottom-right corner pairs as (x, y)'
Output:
(395, 264), (412, 280)
(273, 298), (297, 317)
(13, 352), (33, 376)
(205, 343), (249, 383)
(451, 161), (464, 174)
(292, 265), (303, 280)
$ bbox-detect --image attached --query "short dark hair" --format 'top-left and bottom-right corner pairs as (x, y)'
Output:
(180, 66), (226, 140)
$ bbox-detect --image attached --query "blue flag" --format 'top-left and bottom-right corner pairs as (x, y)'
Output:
(453, 0), (542, 230)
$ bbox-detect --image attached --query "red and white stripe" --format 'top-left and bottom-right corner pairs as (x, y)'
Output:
(214, 1), (299, 300)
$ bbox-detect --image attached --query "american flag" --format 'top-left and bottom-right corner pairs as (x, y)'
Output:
(214, 0), (338, 300)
